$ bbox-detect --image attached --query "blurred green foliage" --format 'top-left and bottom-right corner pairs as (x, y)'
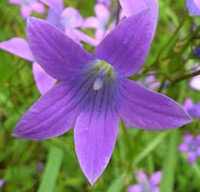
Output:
(0, 0), (200, 191)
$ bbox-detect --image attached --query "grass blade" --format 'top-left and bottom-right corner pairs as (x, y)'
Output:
(160, 130), (179, 192)
(37, 146), (63, 192)
(133, 131), (169, 166)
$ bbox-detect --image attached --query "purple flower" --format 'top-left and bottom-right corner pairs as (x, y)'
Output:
(98, 0), (112, 7)
(186, 0), (200, 16)
(178, 134), (200, 164)
(13, 9), (191, 184)
(127, 171), (162, 192)
(0, 38), (56, 95)
(44, 0), (97, 46)
(83, 3), (112, 44)
(139, 73), (160, 90)
(190, 75), (200, 91)
(0, 179), (4, 188)
(119, 0), (159, 21)
(9, 0), (45, 19)
(193, 45), (200, 58)
(184, 98), (200, 119)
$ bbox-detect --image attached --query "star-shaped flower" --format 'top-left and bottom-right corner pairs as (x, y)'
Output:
(178, 134), (200, 164)
(127, 171), (162, 192)
(13, 6), (191, 184)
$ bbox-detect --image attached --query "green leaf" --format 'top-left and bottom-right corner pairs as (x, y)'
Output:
(37, 146), (63, 192)
(133, 131), (169, 166)
(160, 130), (179, 192)
(193, 164), (200, 181)
(107, 175), (124, 192)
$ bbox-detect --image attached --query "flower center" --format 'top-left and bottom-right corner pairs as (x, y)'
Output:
(92, 60), (116, 91)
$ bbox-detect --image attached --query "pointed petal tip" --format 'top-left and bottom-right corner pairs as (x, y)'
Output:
(87, 177), (98, 186)
(180, 109), (193, 126)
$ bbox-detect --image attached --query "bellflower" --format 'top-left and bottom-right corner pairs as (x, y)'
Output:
(139, 73), (160, 90)
(0, 179), (4, 188)
(9, 0), (45, 19)
(127, 171), (162, 192)
(0, 38), (56, 95)
(12, 5), (192, 184)
(44, 0), (97, 46)
(190, 75), (200, 91)
(178, 134), (200, 164)
(184, 98), (200, 119)
(83, 3), (112, 43)
(186, 0), (200, 16)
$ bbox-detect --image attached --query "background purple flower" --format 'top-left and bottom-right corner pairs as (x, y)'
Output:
(0, 38), (56, 95)
(12, 7), (191, 185)
(178, 134), (200, 164)
(119, 0), (159, 20)
(83, 3), (111, 44)
(186, 0), (200, 16)
(127, 171), (162, 192)
(9, 0), (45, 19)
(0, 179), (4, 188)
(138, 73), (161, 90)
(184, 98), (200, 119)
(45, 0), (97, 46)
(190, 75), (200, 91)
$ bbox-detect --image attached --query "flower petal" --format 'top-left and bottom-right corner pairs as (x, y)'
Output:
(71, 29), (98, 47)
(186, 0), (200, 16)
(40, 0), (63, 13)
(136, 171), (148, 183)
(83, 17), (99, 29)
(12, 80), (85, 140)
(27, 17), (95, 80)
(32, 2), (45, 14)
(184, 98), (194, 111)
(188, 152), (197, 164)
(21, 5), (32, 19)
(119, 0), (158, 19)
(152, 187), (160, 192)
(127, 184), (143, 192)
(95, 3), (110, 24)
(196, 135), (200, 144)
(0, 38), (34, 61)
(32, 62), (56, 95)
(95, 9), (156, 77)
(9, 0), (21, 4)
(184, 134), (193, 144)
(197, 148), (200, 156)
(150, 171), (162, 185)
(190, 75), (200, 90)
(62, 7), (84, 28)
(178, 144), (188, 152)
(46, 9), (65, 31)
(74, 81), (119, 184)
(117, 79), (192, 130)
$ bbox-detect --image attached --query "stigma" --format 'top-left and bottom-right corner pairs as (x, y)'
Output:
(93, 78), (104, 91)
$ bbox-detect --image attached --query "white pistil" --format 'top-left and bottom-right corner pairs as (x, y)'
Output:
(93, 78), (103, 91)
